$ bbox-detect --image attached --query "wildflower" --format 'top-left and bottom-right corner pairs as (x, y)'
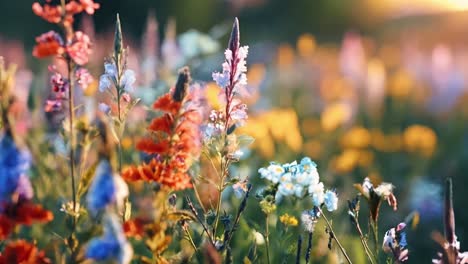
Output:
(75, 67), (94, 90)
(32, 2), (62, 24)
(321, 102), (353, 132)
(232, 179), (249, 198)
(87, 159), (129, 216)
(403, 125), (437, 157)
(355, 177), (397, 223)
(99, 61), (136, 93)
(324, 190), (339, 212)
(258, 157), (329, 204)
(432, 178), (468, 264)
(32, 31), (64, 58)
(86, 214), (133, 264)
(123, 217), (150, 240)
(123, 67), (201, 190)
(301, 208), (320, 233)
(211, 18), (249, 131)
(279, 213), (299, 227)
(60, 201), (82, 218)
(0, 240), (51, 264)
(66, 31), (92, 65)
(0, 135), (32, 203)
(382, 223), (409, 262)
(33, 0), (99, 25)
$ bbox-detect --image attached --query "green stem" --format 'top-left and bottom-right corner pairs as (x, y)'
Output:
(320, 209), (353, 264)
(265, 214), (271, 264)
(213, 156), (226, 237)
(354, 219), (376, 264)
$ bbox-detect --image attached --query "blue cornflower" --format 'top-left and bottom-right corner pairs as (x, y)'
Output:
(0, 135), (32, 203)
(86, 160), (128, 216)
(86, 214), (133, 264)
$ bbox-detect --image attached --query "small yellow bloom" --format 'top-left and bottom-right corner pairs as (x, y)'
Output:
(332, 149), (360, 173)
(297, 33), (316, 58)
(403, 125), (437, 157)
(340, 126), (371, 149)
(387, 69), (413, 99)
(121, 137), (133, 150)
(321, 103), (352, 132)
(279, 213), (299, 227)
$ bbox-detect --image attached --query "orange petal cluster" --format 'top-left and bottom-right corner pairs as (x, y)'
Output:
(33, 0), (99, 26)
(66, 31), (92, 65)
(0, 240), (51, 264)
(32, 31), (64, 59)
(0, 201), (54, 240)
(123, 91), (202, 190)
(123, 217), (151, 240)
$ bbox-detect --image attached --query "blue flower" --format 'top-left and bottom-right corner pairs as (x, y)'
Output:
(324, 190), (338, 212)
(87, 160), (128, 216)
(99, 62), (135, 93)
(0, 135), (32, 203)
(86, 214), (133, 264)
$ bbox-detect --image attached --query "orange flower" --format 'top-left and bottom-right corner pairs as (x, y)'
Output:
(0, 240), (51, 264)
(123, 68), (201, 190)
(32, 2), (62, 24)
(33, 0), (99, 25)
(123, 217), (150, 240)
(0, 201), (53, 240)
(32, 31), (64, 59)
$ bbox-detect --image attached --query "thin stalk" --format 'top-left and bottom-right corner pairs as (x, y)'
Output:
(184, 228), (198, 252)
(354, 219), (376, 264)
(296, 235), (302, 264)
(67, 60), (77, 228)
(320, 209), (353, 264)
(305, 232), (313, 263)
(265, 214), (271, 264)
(370, 219), (379, 255)
(213, 156), (227, 236)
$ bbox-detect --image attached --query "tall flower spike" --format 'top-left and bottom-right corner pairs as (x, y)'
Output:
(114, 14), (124, 59)
(173, 67), (191, 102)
(432, 178), (468, 264)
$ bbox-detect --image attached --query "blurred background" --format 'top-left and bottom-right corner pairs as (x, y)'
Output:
(3, 0), (468, 263)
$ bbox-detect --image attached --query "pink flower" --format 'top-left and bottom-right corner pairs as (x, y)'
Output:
(32, 31), (64, 58)
(75, 68), (94, 90)
(66, 31), (91, 65)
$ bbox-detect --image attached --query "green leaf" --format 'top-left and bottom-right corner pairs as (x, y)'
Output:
(77, 162), (98, 198)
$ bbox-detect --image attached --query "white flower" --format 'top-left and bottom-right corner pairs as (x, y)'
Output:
(253, 230), (265, 245)
(375, 182), (394, 198)
(310, 182), (325, 206)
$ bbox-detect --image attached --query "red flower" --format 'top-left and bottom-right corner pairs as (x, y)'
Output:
(0, 240), (51, 264)
(32, 31), (64, 59)
(0, 201), (54, 240)
(66, 31), (92, 65)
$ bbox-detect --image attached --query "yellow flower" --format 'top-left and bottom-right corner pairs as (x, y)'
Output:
(239, 108), (302, 158)
(276, 44), (295, 69)
(297, 34), (316, 58)
(403, 125), (437, 157)
(340, 126), (371, 149)
(279, 213), (299, 227)
(387, 69), (413, 99)
(121, 137), (133, 150)
(331, 149), (360, 173)
(321, 103), (352, 132)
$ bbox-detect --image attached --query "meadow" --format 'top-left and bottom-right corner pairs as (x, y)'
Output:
(1, 1), (468, 263)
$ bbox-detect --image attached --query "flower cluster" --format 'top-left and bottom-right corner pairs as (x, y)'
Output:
(86, 214), (133, 264)
(0, 135), (53, 239)
(0, 240), (51, 264)
(86, 159), (129, 216)
(45, 65), (93, 113)
(383, 222), (409, 262)
(32, 0), (98, 65)
(123, 67), (202, 190)
(258, 157), (338, 211)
